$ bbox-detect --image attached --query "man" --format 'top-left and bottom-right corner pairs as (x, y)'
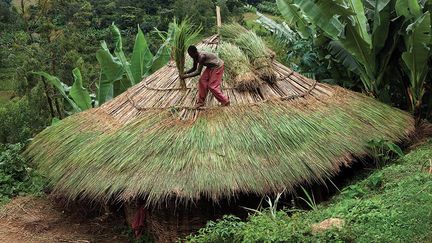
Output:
(180, 45), (230, 108)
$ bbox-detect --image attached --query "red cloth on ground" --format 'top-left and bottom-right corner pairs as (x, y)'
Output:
(132, 207), (147, 238)
(197, 64), (229, 105)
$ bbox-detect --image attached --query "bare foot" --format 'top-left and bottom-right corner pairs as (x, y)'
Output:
(222, 101), (230, 106)
(194, 103), (205, 109)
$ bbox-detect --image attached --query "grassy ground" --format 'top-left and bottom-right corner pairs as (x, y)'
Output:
(0, 91), (14, 105)
(187, 140), (432, 242)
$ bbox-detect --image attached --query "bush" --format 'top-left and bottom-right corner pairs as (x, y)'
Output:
(0, 143), (45, 204)
(0, 82), (51, 144)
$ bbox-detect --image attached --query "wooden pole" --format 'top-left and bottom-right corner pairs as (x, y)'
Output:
(216, 6), (222, 35)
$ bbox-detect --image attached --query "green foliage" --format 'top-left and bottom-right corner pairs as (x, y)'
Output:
(172, 18), (202, 88)
(186, 215), (245, 243)
(0, 83), (50, 144)
(0, 143), (45, 204)
(173, 0), (215, 34)
(33, 71), (84, 113)
(367, 138), (404, 168)
(70, 68), (92, 110)
(276, 0), (432, 115)
(96, 23), (172, 104)
(187, 140), (432, 242)
(399, 8), (432, 113)
(255, 12), (332, 80)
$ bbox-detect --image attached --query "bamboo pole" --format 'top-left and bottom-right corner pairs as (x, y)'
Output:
(216, 6), (222, 35)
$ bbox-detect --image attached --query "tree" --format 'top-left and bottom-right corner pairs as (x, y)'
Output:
(174, 0), (216, 34)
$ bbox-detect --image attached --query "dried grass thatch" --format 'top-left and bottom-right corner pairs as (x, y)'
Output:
(25, 36), (415, 206)
(217, 42), (260, 91)
(220, 24), (277, 83)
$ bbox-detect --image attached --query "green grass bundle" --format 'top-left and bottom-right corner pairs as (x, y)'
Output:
(236, 31), (277, 83)
(219, 23), (248, 40)
(172, 19), (202, 89)
(220, 24), (276, 84)
(218, 42), (261, 91)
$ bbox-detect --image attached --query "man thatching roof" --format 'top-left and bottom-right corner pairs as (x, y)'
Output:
(26, 36), (414, 206)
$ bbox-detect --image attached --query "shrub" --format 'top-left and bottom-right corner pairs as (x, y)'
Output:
(0, 143), (45, 204)
(0, 82), (51, 144)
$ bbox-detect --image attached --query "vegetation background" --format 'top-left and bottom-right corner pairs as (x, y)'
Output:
(0, 0), (431, 241)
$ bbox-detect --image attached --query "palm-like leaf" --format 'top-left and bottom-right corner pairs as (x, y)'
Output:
(33, 71), (81, 112)
(256, 11), (296, 45)
(276, 0), (312, 38)
(95, 41), (123, 105)
(70, 68), (92, 111)
(401, 12), (432, 111)
(131, 25), (154, 84)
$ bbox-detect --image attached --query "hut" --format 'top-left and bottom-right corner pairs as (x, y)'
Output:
(25, 35), (414, 241)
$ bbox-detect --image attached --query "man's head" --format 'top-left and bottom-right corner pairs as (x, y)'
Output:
(187, 45), (199, 59)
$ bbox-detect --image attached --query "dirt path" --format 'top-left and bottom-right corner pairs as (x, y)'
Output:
(0, 196), (130, 243)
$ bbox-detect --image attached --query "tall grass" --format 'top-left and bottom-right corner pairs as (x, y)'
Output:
(218, 42), (260, 91)
(172, 19), (202, 89)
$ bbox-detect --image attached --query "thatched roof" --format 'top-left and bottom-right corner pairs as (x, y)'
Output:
(26, 36), (414, 205)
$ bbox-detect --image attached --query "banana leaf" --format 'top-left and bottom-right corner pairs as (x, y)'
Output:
(96, 41), (123, 105)
(70, 68), (92, 111)
(33, 71), (81, 112)
(401, 12), (432, 110)
(131, 25), (154, 84)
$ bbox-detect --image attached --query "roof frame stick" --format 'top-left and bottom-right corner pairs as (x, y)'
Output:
(216, 6), (222, 37)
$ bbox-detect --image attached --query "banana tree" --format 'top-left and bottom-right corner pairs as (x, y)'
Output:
(33, 68), (92, 113)
(96, 23), (173, 105)
(276, 0), (432, 114)
(34, 24), (173, 115)
(396, 0), (432, 114)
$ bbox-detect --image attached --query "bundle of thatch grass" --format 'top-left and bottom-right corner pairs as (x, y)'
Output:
(172, 19), (202, 89)
(220, 23), (277, 83)
(219, 23), (248, 39)
(218, 42), (261, 91)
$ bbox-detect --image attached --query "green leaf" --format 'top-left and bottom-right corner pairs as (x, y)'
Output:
(96, 41), (123, 105)
(338, 23), (375, 92)
(371, 0), (392, 54)
(276, 0), (312, 38)
(146, 28), (174, 76)
(328, 40), (364, 75)
(346, 0), (371, 46)
(131, 25), (154, 85)
(385, 142), (404, 157)
(70, 68), (92, 111)
(396, 0), (422, 19)
(293, 0), (349, 39)
(111, 23), (135, 86)
(32, 71), (81, 112)
(402, 12), (432, 110)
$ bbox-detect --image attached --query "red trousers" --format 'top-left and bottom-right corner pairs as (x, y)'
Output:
(197, 64), (229, 105)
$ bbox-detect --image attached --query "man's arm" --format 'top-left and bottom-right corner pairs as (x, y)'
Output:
(182, 63), (204, 79)
(184, 59), (198, 74)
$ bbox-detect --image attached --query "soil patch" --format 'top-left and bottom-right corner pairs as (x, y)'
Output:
(0, 196), (130, 243)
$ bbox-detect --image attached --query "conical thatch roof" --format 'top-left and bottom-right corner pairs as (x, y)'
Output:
(26, 36), (414, 205)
